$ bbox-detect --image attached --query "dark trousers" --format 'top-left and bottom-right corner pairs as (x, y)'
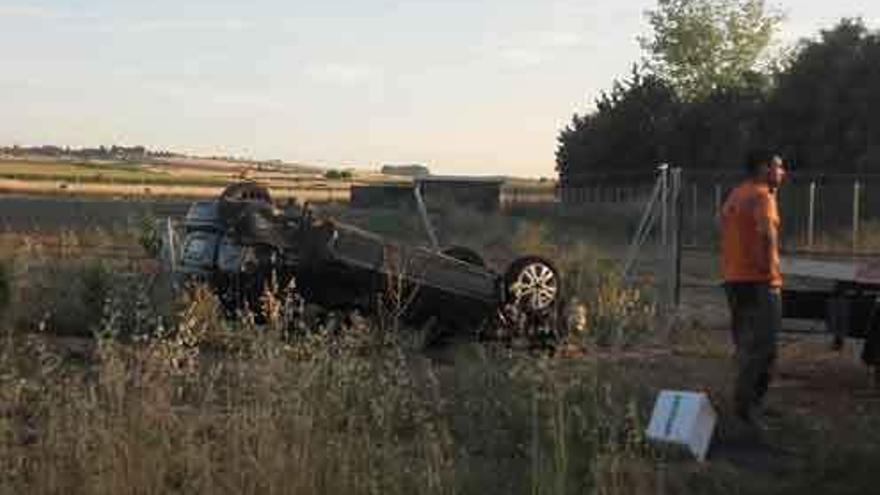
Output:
(724, 283), (782, 416)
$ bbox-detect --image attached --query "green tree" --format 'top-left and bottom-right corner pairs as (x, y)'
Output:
(762, 19), (880, 173)
(640, 0), (782, 100)
(556, 70), (679, 180)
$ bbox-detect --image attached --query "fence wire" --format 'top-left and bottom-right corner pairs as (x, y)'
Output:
(563, 173), (880, 254)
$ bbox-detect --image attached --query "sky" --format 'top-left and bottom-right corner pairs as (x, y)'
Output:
(2, 1), (880, 177)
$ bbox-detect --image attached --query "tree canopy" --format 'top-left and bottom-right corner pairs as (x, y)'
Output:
(763, 19), (880, 173)
(641, 0), (782, 101)
(557, 15), (880, 183)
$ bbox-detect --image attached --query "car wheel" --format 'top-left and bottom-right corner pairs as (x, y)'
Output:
(441, 246), (486, 267)
(504, 256), (560, 315)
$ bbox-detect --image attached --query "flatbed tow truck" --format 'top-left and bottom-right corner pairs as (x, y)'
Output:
(782, 255), (880, 379)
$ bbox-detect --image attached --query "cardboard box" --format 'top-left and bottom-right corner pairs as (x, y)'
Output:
(646, 390), (717, 461)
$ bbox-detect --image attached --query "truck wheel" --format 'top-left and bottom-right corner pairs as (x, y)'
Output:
(504, 256), (560, 316)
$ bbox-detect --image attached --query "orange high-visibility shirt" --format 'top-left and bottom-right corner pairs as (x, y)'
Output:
(720, 181), (782, 287)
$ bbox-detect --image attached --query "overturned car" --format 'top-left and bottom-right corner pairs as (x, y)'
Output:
(173, 182), (562, 335)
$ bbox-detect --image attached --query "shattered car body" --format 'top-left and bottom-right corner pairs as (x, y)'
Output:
(175, 182), (561, 333)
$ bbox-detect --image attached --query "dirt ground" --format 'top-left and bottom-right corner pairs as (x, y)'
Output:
(641, 254), (880, 493)
(641, 335), (880, 494)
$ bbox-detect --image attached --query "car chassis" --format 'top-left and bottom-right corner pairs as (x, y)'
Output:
(173, 182), (563, 337)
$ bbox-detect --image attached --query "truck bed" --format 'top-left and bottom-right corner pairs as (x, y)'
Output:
(782, 257), (880, 287)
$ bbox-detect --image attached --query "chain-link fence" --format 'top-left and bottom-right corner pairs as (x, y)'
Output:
(561, 172), (880, 254)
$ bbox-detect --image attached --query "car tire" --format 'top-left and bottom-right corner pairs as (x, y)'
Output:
(503, 256), (560, 316)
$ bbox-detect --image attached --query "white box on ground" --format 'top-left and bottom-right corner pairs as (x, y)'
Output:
(645, 390), (717, 461)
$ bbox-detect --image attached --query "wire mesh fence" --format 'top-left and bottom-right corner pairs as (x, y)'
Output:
(561, 172), (880, 254)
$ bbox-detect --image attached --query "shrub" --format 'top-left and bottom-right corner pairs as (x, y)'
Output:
(324, 169), (353, 180)
(586, 273), (656, 349)
(137, 214), (162, 257)
(20, 260), (113, 335)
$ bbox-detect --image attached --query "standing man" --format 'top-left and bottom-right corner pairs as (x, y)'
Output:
(720, 150), (786, 426)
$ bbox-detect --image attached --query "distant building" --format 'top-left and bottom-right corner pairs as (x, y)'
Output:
(350, 183), (414, 209)
(381, 164), (430, 177)
(416, 176), (504, 212)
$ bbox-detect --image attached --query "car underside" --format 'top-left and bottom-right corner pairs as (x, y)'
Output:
(173, 182), (563, 337)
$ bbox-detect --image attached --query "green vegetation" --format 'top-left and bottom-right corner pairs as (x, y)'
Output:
(558, 9), (880, 180)
(641, 0), (782, 101)
(324, 168), (353, 180)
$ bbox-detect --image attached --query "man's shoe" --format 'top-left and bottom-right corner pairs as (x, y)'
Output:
(736, 408), (772, 434)
(759, 405), (783, 420)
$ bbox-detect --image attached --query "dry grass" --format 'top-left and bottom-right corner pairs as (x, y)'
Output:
(0, 178), (351, 202)
(0, 225), (675, 494)
(3, 204), (880, 494)
(0, 260), (661, 494)
(0, 157), (357, 203)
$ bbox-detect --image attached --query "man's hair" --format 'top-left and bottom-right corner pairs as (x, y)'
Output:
(745, 149), (780, 175)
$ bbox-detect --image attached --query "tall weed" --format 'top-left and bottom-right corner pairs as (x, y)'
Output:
(0, 293), (663, 494)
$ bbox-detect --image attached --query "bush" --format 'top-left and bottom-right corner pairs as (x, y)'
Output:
(13, 258), (165, 337)
(15, 260), (113, 335)
(324, 169), (353, 180)
(586, 273), (655, 349)
(137, 214), (162, 257)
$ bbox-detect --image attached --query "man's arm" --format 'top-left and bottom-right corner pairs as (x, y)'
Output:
(752, 193), (777, 277)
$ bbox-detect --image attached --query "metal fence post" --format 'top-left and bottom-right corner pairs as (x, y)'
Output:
(691, 182), (698, 246)
(808, 180), (816, 248)
(670, 168), (683, 309)
(165, 217), (176, 273)
(413, 183), (439, 250)
(660, 165), (669, 248)
(853, 180), (861, 250)
(620, 164), (683, 339)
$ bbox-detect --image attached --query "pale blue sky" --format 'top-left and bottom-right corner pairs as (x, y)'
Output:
(2, 1), (878, 177)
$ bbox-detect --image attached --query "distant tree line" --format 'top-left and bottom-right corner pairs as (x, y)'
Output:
(381, 164), (430, 178)
(0, 144), (183, 161)
(557, 14), (880, 184)
(324, 169), (353, 180)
